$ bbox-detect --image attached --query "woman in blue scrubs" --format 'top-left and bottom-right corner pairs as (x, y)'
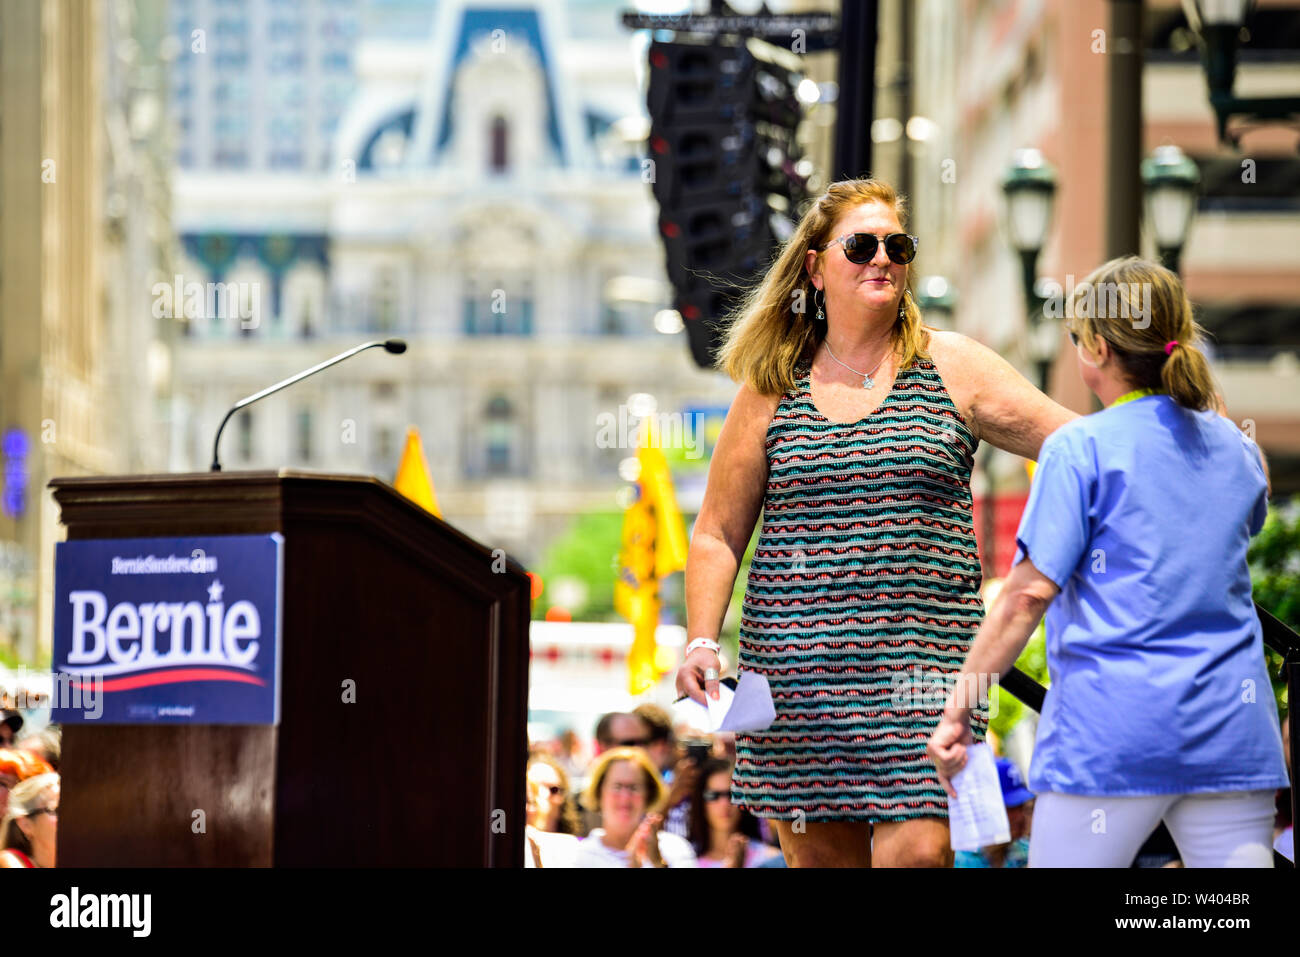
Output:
(928, 256), (1289, 867)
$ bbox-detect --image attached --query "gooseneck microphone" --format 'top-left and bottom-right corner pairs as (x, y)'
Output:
(210, 338), (407, 472)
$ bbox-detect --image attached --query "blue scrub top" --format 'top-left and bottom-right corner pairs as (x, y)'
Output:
(1014, 394), (1289, 797)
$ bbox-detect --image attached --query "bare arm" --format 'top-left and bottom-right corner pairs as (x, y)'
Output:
(928, 330), (1079, 461)
(945, 555), (1059, 717)
(927, 556), (1059, 795)
(678, 383), (777, 702)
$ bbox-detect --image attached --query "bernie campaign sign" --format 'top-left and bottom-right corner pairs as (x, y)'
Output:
(51, 534), (282, 725)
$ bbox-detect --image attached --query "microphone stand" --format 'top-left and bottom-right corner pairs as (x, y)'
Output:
(210, 338), (406, 472)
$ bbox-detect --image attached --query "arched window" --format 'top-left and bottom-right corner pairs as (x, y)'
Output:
(372, 267), (398, 332)
(489, 115), (509, 174)
(485, 394), (516, 475)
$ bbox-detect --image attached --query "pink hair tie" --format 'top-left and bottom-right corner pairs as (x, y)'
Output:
(1164, 340), (1179, 355)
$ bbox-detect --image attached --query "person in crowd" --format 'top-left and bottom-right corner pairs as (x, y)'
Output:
(575, 747), (696, 867)
(0, 771), (59, 868)
(954, 758), (1034, 868)
(579, 713), (655, 833)
(677, 177), (1076, 867)
(0, 749), (53, 820)
(555, 728), (585, 781)
(16, 727), (60, 773)
(634, 704), (699, 839)
(930, 256), (1289, 868)
(688, 757), (783, 868)
(526, 753), (581, 836)
(525, 755), (580, 868)
(632, 703), (676, 777)
(592, 712), (651, 756)
(0, 710), (21, 748)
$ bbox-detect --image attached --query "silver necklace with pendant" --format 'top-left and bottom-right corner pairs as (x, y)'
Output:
(822, 339), (889, 389)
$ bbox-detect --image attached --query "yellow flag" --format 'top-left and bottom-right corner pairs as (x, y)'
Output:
(638, 431), (689, 579)
(617, 418), (691, 695)
(614, 488), (655, 622)
(394, 426), (441, 518)
(627, 611), (661, 697)
(615, 485), (661, 696)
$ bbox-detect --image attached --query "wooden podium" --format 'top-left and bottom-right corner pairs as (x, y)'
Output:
(48, 471), (530, 867)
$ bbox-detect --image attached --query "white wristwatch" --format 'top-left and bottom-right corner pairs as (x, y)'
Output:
(685, 637), (721, 658)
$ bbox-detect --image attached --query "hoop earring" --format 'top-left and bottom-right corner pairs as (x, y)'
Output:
(813, 288), (825, 322)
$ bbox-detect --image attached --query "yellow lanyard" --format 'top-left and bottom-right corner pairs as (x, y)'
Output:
(1109, 388), (1161, 409)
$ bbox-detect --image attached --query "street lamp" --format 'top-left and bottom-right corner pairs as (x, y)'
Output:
(1141, 145), (1202, 276)
(1001, 148), (1058, 391)
(1180, 0), (1300, 144)
(914, 275), (956, 331)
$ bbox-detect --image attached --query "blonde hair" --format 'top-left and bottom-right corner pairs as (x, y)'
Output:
(0, 771), (58, 855)
(716, 178), (930, 397)
(526, 753), (581, 835)
(1067, 256), (1217, 411)
(580, 747), (665, 812)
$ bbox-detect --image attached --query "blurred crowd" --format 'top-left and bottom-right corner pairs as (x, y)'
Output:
(0, 697), (60, 869)
(525, 704), (785, 868)
(525, 704), (1294, 869)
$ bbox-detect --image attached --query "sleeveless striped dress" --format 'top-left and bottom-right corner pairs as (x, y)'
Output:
(732, 355), (989, 823)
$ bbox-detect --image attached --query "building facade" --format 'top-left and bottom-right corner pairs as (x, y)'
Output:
(0, 0), (175, 662)
(165, 0), (737, 569)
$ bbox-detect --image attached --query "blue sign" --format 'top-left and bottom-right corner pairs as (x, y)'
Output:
(52, 535), (283, 725)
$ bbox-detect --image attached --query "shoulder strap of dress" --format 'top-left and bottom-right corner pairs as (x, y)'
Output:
(3, 849), (34, 868)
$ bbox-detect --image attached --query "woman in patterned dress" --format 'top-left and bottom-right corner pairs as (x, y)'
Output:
(675, 179), (1076, 867)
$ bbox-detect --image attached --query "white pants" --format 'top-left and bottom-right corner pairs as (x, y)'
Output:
(1029, 789), (1276, 868)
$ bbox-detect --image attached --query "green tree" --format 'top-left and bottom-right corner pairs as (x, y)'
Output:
(529, 501), (758, 670)
(530, 509), (624, 621)
(1249, 496), (1300, 717)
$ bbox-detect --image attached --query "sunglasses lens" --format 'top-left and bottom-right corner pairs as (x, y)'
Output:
(843, 234), (877, 264)
(885, 234), (916, 264)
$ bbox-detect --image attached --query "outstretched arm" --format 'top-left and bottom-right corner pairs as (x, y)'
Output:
(929, 330), (1079, 461)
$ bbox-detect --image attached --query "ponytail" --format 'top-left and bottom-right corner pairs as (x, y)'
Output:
(1161, 340), (1216, 412)
(1070, 256), (1222, 413)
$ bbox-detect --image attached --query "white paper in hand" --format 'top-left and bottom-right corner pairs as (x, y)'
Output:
(718, 672), (775, 732)
(947, 742), (1011, 851)
(672, 672), (775, 734)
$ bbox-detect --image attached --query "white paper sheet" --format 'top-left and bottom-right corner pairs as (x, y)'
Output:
(947, 742), (1012, 851)
(672, 671), (775, 734)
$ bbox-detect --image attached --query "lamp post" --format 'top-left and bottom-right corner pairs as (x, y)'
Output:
(1181, 0), (1300, 144)
(985, 150), (1058, 581)
(1141, 145), (1202, 276)
(1001, 149), (1058, 393)
(915, 275), (956, 331)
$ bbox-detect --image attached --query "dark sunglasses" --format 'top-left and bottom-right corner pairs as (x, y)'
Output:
(703, 789), (730, 802)
(822, 232), (919, 265)
(616, 738), (649, 748)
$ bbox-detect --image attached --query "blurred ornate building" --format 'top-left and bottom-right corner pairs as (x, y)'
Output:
(165, 0), (735, 566)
